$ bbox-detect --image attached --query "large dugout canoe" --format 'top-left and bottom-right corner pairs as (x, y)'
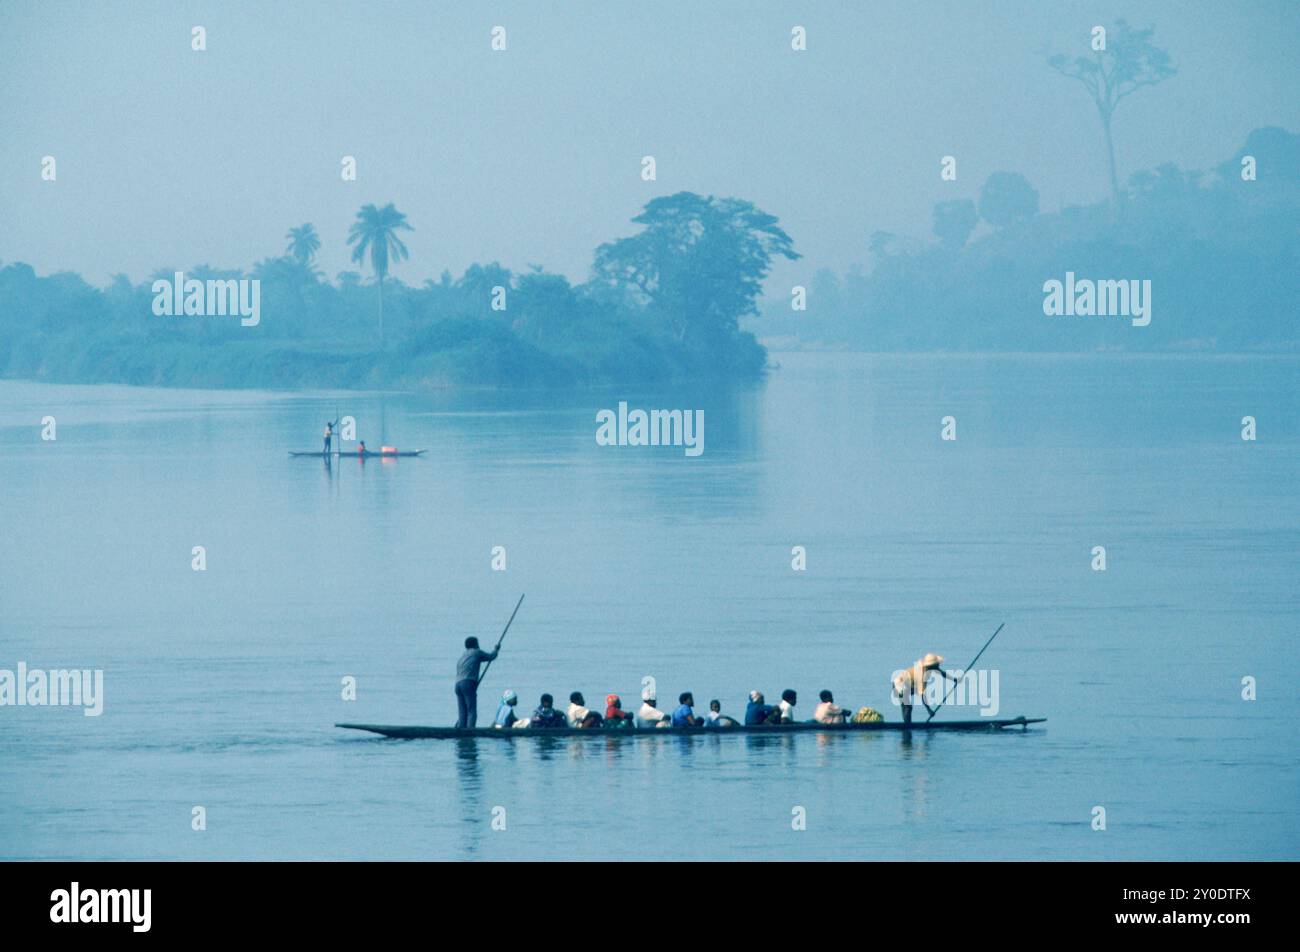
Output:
(336, 716), (1046, 740)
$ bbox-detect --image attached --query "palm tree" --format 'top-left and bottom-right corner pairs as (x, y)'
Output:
(346, 203), (412, 344)
(285, 224), (321, 266)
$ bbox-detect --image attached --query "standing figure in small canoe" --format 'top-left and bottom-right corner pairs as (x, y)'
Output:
(323, 418), (338, 455)
(892, 652), (961, 724)
(453, 636), (499, 728)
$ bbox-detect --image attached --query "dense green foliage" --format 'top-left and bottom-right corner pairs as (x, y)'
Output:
(0, 193), (791, 390)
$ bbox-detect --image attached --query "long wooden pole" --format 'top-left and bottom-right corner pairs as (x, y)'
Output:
(477, 594), (524, 686)
(927, 623), (1004, 722)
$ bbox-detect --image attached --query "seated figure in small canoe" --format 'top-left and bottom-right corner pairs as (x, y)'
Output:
(494, 689), (520, 728)
(813, 689), (848, 724)
(704, 699), (739, 728)
(891, 653), (961, 724)
(671, 692), (705, 727)
(530, 693), (567, 729)
(636, 687), (672, 728)
(604, 694), (635, 728)
(744, 690), (775, 725)
(567, 691), (604, 728)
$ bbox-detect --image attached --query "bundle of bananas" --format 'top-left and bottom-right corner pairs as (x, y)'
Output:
(852, 706), (884, 723)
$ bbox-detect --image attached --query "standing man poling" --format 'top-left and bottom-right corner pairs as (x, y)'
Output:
(323, 418), (339, 455)
(891, 652), (961, 724)
(454, 636), (498, 728)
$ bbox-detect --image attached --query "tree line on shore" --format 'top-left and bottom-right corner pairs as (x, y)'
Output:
(755, 125), (1299, 353)
(0, 193), (797, 391)
(755, 23), (1297, 353)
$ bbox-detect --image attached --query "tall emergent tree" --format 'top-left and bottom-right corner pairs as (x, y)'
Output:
(285, 223), (321, 266)
(592, 192), (798, 344)
(346, 203), (412, 344)
(1048, 20), (1175, 209)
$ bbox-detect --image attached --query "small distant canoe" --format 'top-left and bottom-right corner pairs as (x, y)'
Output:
(336, 716), (1045, 740)
(290, 450), (427, 458)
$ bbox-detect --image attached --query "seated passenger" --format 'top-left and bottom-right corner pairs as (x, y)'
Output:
(567, 691), (603, 728)
(705, 699), (738, 728)
(671, 692), (705, 727)
(604, 694), (635, 727)
(744, 690), (774, 725)
(813, 689), (847, 724)
(636, 688), (671, 728)
(494, 689), (520, 728)
(775, 689), (798, 723)
(530, 693), (566, 729)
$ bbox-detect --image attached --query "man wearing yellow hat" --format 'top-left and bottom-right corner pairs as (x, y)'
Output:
(891, 653), (961, 724)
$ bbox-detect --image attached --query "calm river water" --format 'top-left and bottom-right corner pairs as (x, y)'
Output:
(1, 353), (1296, 859)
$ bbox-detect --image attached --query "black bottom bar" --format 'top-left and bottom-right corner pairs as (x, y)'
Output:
(0, 861), (1276, 938)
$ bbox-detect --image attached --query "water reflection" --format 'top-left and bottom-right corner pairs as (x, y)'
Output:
(811, 731), (864, 766)
(452, 738), (484, 856)
(376, 381), (769, 521)
(527, 734), (567, 761)
(743, 733), (798, 763)
(601, 735), (627, 765)
(499, 740), (519, 767)
(897, 732), (936, 822)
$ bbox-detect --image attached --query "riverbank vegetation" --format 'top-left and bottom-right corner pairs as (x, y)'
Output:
(0, 193), (797, 390)
(755, 126), (1299, 353)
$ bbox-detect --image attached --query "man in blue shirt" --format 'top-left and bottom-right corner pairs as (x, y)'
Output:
(671, 692), (704, 727)
(454, 636), (498, 728)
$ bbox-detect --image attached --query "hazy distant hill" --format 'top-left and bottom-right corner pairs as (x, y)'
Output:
(751, 128), (1300, 354)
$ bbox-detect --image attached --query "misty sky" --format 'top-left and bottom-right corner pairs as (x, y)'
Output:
(2, 1), (1297, 295)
